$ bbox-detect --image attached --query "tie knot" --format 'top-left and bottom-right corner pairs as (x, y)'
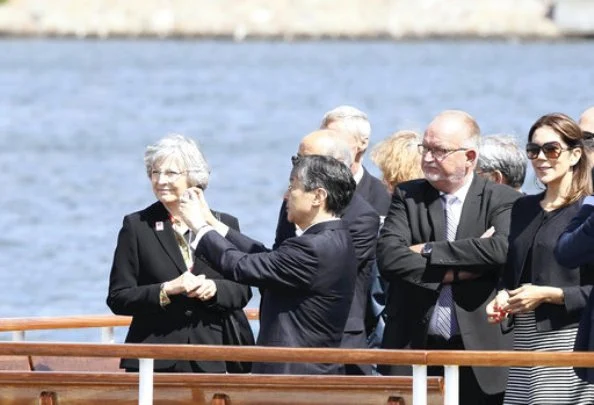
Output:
(442, 194), (457, 205)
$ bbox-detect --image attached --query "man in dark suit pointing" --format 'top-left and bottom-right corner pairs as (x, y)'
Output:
(274, 129), (380, 375)
(179, 154), (358, 375)
(377, 110), (520, 404)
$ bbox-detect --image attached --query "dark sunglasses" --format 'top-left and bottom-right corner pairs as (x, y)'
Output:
(525, 141), (570, 160)
(291, 155), (301, 166)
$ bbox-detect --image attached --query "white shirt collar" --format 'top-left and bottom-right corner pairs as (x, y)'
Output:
(295, 217), (340, 236)
(353, 165), (364, 184)
(440, 173), (474, 204)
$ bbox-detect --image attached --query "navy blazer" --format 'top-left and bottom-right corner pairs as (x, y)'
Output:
(198, 220), (357, 375)
(274, 194), (379, 336)
(107, 201), (251, 371)
(505, 194), (594, 332)
(555, 203), (594, 268)
(377, 175), (520, 394)
(357, 166), (391, 216)
(555, 201), (594, 383)
(356, 167), (391, 350)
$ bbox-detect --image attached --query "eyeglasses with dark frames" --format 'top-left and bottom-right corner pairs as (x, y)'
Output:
(291, 155), (302, 166)
(417, 144), (468, 161)
(525, 141), (571, 160)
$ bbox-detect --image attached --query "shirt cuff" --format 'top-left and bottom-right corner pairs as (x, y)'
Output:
(191, 225), (214, 249)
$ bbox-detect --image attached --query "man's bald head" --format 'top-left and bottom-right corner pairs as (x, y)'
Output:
(579, 106), (594, 133)
(427, 110), (481, 146)
(298, 129), (354, 169)
(421, 110), (480, 193)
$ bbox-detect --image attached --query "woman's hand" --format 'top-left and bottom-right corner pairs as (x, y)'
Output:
(187, 277), (217, 301)
(503, 284), (564, 314)
(163, 271), (201, 296)
(486, 290), (510, 324)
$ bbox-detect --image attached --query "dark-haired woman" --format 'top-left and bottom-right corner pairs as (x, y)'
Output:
(487, 113), (594, 404)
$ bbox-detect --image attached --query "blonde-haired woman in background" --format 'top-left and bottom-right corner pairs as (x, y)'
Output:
(366, 130), (424, 364)
(371, 130), (423, 193)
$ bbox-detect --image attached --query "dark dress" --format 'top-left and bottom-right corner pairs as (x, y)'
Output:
(502, 194), (594, 405)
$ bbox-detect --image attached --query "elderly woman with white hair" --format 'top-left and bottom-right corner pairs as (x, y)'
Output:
(107, 134), (252, 373)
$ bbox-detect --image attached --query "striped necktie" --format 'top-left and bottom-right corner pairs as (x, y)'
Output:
(429, 194), (460, 339)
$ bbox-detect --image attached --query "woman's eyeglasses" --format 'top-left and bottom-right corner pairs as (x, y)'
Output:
(525, 141), (571, 160)
(151, 170), (188, 182)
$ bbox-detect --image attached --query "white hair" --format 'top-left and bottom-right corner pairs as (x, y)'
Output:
(320, 105), (371, 146)
(144, 133), (210, 189)
(478, 134), (527, 189)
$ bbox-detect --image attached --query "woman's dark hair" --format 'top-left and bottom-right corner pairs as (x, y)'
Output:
(528, 113), (591, 206)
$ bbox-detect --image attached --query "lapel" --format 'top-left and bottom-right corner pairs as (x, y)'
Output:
(151, 202), (187, 275)
(456, 176), (483, 239)
(425, 184), (446, 242)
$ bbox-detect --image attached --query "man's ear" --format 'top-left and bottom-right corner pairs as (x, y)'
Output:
(492, 170), (505, 185)
(466, 149), (477, 164)
(312, 188), (328, 207)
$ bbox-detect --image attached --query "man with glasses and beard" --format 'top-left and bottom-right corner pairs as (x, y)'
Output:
(377, 110), (521, 404)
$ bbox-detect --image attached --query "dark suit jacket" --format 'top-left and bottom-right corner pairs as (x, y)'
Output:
(555, 203), (594, 268)
(107, 201), (252, 372)
(274, 194), (379, 340)
(357, 166), (391, 216)
(198, 220), (357, 375)
(377, 176), (520, 394)
(357, 167), (391, 350)
(505, 194), (593, 331)
(555, 202), (594, 383)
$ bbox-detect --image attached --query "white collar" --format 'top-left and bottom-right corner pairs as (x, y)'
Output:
(295, 217), (340, 236)
(353, 165), (364, 184)
(440, 173), (474, 204)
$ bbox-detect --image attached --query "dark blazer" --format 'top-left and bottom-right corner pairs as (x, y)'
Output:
(357, 166), (391, 216)
(377, 175), (520, 394)
(273, 194), (379, 375)
(198, 220), (357, 375)
(555, 203), (594, 268)
(505, 194), (594, 331)
(107, 201), (252, 372)
(356, 167), (391, 351)
(555, 202), (594, 383)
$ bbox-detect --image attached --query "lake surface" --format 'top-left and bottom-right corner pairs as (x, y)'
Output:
(1, 38), (593, 341)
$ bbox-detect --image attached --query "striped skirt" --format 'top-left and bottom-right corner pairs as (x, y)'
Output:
(504, 312), (594, 405)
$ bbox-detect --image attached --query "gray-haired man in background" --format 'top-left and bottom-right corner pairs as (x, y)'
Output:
(477, 134), (527, 192)
(320, 105), (390, 215)
(320, 106), (390, 358)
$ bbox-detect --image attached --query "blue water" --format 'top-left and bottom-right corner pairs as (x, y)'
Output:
(1, 38), (594, 341)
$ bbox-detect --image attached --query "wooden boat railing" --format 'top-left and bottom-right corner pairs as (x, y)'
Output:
(3, 314), (594, 405)
(0, 309), (259, 342)
(2, 341), (594, 405)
